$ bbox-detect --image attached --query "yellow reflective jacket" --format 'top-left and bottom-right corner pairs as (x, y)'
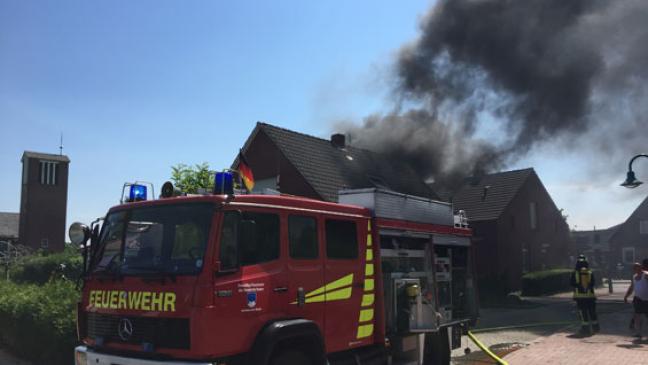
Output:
(571, 268), (595, 299)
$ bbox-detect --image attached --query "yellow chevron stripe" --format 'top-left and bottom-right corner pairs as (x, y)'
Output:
(364, 278), (374, 291)
(356, 324), (374, 339)
(366, 249), (373, 261)
(365, 263), (374, 276)
(359, 308), (374, 322)
(304, 274), (354, 298)
(361, 293), (375, 307)
(326, 287), (352, 301)
(368, 221), (371, 232)
(367, 234), (372, 247)
(304, 287), (353, 303)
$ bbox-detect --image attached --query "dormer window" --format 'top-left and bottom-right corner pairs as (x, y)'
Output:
(39, 160), (58, 185)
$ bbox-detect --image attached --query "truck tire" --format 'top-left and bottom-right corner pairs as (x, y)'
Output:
(424, 330), (450, 365)
(270, 350), (312, 365)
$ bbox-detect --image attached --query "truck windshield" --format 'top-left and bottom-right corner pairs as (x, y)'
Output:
(92, 203), (213, 276)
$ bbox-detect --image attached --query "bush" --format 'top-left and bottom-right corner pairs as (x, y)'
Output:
(0, 279), (79, 365)
(10, 245), (83, 285)
(521, 269), (574, 296)
(521, 268), (604, 296)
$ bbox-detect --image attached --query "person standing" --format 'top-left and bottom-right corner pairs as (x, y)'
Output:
(571, 255), (599, 335)
(625, 260), (648, 338)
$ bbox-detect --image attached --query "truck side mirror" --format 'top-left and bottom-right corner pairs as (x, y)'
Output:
(69, 222), (91, 279)
(69, 222), (90, 246)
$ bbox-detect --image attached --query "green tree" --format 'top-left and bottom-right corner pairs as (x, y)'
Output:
(170, 163), (215, 194)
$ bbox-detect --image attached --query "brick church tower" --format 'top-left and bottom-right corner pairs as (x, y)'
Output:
(18, 151), (70, 252)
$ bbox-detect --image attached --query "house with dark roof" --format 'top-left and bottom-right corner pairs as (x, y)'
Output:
(570, 225), (620, 272)
(233, 122), (438, 202)
(0, 212), (19, 243)
(451, 168), (571, 290)
(608, 196), (648, 272)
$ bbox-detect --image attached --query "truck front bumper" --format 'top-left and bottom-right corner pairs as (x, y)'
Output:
(75, 346), (216, 365)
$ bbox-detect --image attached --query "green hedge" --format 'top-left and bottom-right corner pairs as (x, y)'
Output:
(521, 269), (572, 296)
(520, 268), (608, 296)
(10, 246), (83, 285)
(0, 279), (79, 365)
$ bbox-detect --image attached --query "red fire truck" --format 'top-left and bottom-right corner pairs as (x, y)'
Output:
(71, 177), (478, 365)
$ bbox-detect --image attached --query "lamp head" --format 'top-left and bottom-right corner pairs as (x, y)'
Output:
(621, 170), (643, 188)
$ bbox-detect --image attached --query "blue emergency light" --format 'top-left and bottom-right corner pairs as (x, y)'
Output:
(214, 172), (234, 195)
(129, 184), (148, 201)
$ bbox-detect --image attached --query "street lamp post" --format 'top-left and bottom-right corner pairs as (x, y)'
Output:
(621, 154), (648, 188)
(613, 154), (648, 292)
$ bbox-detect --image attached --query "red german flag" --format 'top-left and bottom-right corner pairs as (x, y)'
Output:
(238, 151), (255, 192)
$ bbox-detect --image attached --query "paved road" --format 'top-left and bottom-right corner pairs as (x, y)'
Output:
(451, 293), (581, 362)
(453, 281), (646, 364)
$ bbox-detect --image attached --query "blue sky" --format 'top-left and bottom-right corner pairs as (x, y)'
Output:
(0, 0), (645, 232)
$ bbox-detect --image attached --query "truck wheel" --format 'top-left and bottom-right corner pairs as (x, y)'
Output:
(424, 330), (450, 365)
(271, 350), (312, 365)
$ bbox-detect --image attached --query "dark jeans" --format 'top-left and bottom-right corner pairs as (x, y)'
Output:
(576, 298), (598, 325)
(633, 297), (648, 315)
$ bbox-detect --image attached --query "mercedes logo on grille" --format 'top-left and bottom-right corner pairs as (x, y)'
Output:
(118, 318), (133, 341)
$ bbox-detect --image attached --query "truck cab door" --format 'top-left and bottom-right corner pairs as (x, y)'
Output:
(322, 217), (373, 353)
(284, 214), (325, 334)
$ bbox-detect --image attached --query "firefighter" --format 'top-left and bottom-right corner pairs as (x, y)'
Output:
(571, 254), (599, 335)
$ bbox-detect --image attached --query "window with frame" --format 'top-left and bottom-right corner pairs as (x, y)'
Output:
(640, 220), (648, 235)
(239, 212), (280, 266)
(529, 202), (537, 230)
(39, 161), (59, 185)
(219, 212), (239, 270)
(289, 215), (318, 259)
(325, 219), (358, 259)
(623, 247), (635, 264)
(40, 239), (48, 249)
(93, 204), (212, 275)
(94, 211), (127, 271)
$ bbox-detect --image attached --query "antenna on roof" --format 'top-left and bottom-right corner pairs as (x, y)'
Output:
(59, 133), (63, 156)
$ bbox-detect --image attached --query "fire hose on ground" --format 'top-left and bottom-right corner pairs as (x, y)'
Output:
(466, 330), (510, 365)
(465, 321), (580, 365)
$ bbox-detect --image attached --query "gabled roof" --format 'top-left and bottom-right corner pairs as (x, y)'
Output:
(240, 122), (439, 202)
(609, 195), (648, 242)
(452, 168), (535, 222)
(22, 151), (70, 163)
(0, 212), (19, 239)
(571, 224), (621, 251)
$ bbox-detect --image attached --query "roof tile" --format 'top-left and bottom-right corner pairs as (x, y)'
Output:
(253, 123), (439, 202)
(452, 168), (534, 221)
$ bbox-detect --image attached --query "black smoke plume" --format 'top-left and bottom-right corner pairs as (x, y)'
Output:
(341, 0), (648, 191)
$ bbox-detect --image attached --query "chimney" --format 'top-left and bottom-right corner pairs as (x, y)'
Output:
(481, 185), (491, 201)
(331, 133), (346, 148)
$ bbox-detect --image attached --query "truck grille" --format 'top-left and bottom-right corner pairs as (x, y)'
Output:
(86, 313), (190, 350)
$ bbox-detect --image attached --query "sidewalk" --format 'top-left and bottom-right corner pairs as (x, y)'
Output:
(503, 283), (648, 364)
